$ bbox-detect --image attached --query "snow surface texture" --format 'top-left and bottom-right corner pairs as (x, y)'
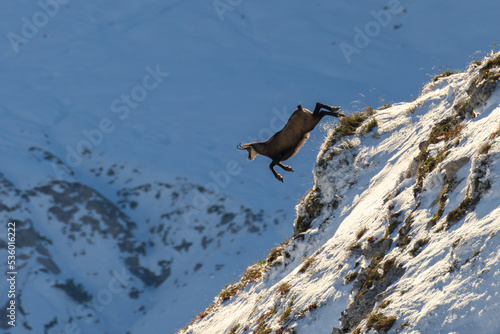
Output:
(181, 54), (500, 334)
(0, 0), (500, 333)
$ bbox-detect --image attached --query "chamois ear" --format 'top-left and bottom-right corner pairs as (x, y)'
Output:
(297, 104), (304, 111)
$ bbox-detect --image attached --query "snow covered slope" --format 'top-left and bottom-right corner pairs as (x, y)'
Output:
(1, 0), (500, 333)
(180, 53), (500, 334)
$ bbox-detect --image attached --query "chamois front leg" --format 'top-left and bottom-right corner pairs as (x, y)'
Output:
(269, 161), (284, 182)
(278, 162), (294, 172)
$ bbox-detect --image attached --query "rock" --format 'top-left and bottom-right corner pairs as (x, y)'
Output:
(17, 220), (43, 248)
(467, 78), (497, 108)
(37, 257), (61, 275)
(124, 256), (171, 287)
(364, 238), (392, 259)
(441, 157), (470, 181)
(408, 158), (419, 178)
(220, 213), (236, 225)
(340, 264), (405, 331)
(456, 73), (498, 118)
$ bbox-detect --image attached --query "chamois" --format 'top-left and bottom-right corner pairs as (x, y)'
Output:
(237, 102), (344, 182)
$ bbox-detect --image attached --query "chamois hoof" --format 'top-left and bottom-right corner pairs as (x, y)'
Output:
(275, 174), (284, 182)
(283, 165), (294, 172)
(331, 106), (342, 112)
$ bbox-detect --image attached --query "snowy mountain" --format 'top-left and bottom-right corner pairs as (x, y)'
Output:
(0, 170), (284, 333)
(180, 53), (500, 334)
(1, 0), (500, 333)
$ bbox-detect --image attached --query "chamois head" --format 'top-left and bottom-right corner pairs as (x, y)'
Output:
(237, 143), (259, 161)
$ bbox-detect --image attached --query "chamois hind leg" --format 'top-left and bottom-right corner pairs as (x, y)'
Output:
(278, 162), (294, 172)
(269, 161), (284, 182)
(313, 102), (342, 116)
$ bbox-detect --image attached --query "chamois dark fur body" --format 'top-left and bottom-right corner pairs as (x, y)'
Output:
(238, 102), (344, 182)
